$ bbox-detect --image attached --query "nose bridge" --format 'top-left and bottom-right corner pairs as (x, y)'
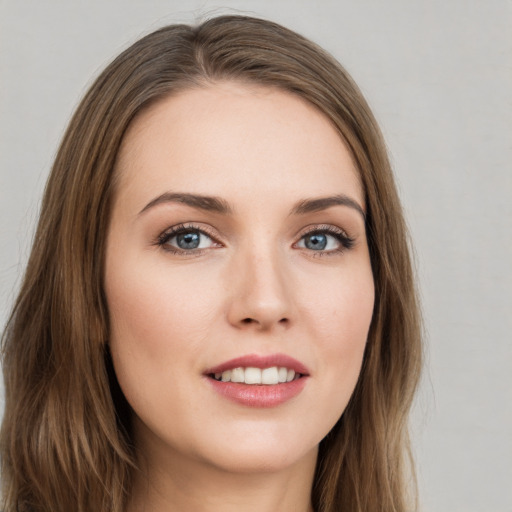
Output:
(227, 235), (293, 330)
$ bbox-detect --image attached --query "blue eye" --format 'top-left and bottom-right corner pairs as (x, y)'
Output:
(158, 226), (216, 252)
(296, 228), (354, 253)
(174, 231), (201, 250)
(303, 233), (329, 250)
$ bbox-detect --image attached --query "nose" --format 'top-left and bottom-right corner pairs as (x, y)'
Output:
(226, 245), (294, 332)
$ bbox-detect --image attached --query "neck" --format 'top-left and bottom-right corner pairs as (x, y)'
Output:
(126, 433), (317, 512)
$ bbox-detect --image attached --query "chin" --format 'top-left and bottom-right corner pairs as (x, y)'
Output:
(198, 440), (318, 475)
(184, 421), (321, 475)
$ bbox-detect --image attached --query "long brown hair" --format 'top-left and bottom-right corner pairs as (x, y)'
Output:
(1, 15), (422, 512)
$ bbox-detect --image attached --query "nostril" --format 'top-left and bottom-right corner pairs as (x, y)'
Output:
(238, 316), (290, 327)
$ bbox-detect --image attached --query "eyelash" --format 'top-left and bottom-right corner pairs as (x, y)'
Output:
(155, 223), (219, 255)
(155, 223), (355, 256)
(295, 224), (355, 257)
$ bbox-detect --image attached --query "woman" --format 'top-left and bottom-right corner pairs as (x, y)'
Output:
(1, 15), (422, 512)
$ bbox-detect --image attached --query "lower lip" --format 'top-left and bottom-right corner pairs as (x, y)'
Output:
(206, 377), (308, 408)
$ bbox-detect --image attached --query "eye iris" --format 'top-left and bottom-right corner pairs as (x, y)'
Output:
(305, 233), (327, 250)
(177, 231), (200, 249)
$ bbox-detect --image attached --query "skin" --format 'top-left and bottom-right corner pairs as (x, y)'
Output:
(105, 82), (375, 512)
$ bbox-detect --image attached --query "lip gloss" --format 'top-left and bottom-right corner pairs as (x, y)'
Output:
(204, 353), (309, 408)
(206, 377), (307, 408)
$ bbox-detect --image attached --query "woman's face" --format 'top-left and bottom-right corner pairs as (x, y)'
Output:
(105, 82), (374, 475)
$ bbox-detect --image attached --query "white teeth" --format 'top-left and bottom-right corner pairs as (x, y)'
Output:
(261, 367), (279, 385)
(231, 367), (245, 383)
(213, 366), (302, 384)
(244, 367), (262, 384)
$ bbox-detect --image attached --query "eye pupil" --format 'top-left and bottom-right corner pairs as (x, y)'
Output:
(177, 231), (200, 249)
(305, 234), (327, 250)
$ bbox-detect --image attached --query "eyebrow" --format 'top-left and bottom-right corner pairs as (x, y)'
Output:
(291, 195), (366, 220)
(139, 192), (232, 215)
(139, 192), (365, 220)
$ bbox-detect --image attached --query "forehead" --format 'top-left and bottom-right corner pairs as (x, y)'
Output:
(114, 81), (364, 209)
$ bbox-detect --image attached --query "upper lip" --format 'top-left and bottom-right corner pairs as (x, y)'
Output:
(205, 353), (310, 376)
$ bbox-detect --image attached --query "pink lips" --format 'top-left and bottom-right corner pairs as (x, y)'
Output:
(204, 353), (309, 408)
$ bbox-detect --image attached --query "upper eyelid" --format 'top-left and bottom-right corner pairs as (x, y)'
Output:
(161, 223), (216, 237)
(295, 223), (351, 238)
(160, 223), (349, 236)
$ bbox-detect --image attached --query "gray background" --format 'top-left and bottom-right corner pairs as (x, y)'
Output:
(1, 1), (511, 510)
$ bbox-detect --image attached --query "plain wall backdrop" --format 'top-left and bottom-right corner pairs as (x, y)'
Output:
(1, 1), (511, 510)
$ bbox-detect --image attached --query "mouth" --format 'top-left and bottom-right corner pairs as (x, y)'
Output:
(204, 354), (309, 407)
(208, 366), (303, 384)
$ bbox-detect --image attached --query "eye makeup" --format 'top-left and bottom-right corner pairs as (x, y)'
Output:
(294, 224), (355, 256)
(154, 223), (222, 255)
(154, 221), (355, 258)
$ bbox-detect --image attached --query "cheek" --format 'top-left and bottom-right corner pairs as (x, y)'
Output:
(333, 277), (373, 366)
(301, 263), (374, 345)
(299, 265), (374, 403)
(106, 258), (218, 355)
(104, 259), (223, 431)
